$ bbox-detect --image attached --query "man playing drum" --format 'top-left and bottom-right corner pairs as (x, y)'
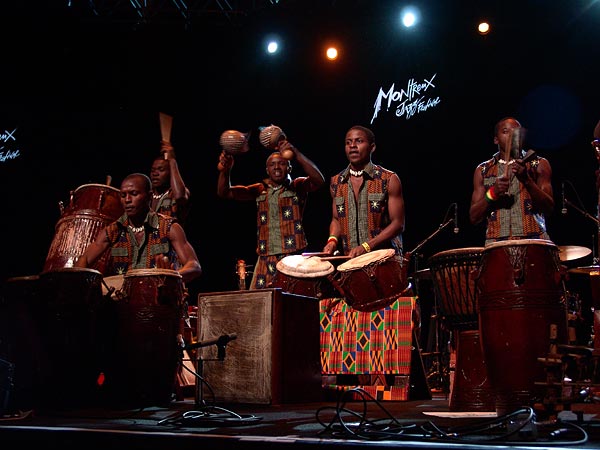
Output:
(319, 125), (420, 400)
(468, 117), (564, 415)
(75, 173), (201, 283)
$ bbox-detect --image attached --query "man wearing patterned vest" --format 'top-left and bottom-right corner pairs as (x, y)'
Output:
(75, 173), (202, 284)
(469, 116), (554, 243)
(320, 125), (423, 401)
(217, 137), (325, 290)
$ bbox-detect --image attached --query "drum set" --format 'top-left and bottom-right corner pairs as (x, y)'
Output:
(420, 239), (600, 415)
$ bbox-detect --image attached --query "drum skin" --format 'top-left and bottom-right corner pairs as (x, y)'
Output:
(44, 184), (123, 274)
(106, 269), (185, 407)
(334, 249), (410, 312)
(477, 239), (568, 415)
(271, 255), (336, 299)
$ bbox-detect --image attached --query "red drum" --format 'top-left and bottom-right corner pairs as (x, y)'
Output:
(44, 183), (123, 274)
(333, 249), (410, 312)
(37, 267), (107, 408)
(107, 269), (185, 407)
(272, 255), (336, 299)
(477, 239), (567, 415)
(428, 248), (494, 411)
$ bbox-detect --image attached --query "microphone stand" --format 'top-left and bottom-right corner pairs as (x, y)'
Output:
(409, 217), (454, 258)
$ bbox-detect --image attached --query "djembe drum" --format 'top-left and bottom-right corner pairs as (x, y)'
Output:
(428, 248), (494, 411)
(271, 255), (336, 299)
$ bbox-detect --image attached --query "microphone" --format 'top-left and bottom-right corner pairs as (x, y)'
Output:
(183, 333), (238, 351)
(453, 203), (459, 234)
(561, 181), (567, 215)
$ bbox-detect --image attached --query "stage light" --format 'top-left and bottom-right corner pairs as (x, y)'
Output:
(326, 47), (338, 61)
(267, 41), (279, 54)
(478, 21), (491, 35)
(400, 6), (420, 28)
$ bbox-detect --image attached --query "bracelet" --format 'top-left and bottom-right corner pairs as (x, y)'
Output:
(484, 186), (498, 203)
(327, 235), (338, 245)
(361, 242), (371, 253)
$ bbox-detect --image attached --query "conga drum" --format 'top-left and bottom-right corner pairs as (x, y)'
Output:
(44, 183), (123, 274)
(37, 267), (107, 409)
(428, 248), (494, 411)
(333, 249), (410, 312)
(271, 255), (336, 299)
(106, 268), (185, 407)
(477, 239), (567, 415)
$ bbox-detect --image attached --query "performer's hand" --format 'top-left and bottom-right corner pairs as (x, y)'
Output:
(494, 175), (510, 196)
(155, 255), (173, 270)
(218, 151), (234, 171)
(323, 241), (337, 255)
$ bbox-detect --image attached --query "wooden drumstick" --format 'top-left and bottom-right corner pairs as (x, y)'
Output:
(159, 112), (173, 143)
(106, 175), (112, 186)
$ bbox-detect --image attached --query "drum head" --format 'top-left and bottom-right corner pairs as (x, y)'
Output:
(124, 268), (182, 279)
(484, 239), (556, 251)
(40, 267), (103, 277)
(430, 247), (484, 261)
(276, 255), (334, 277)
(74, 183), (120, 194)
(337, 248), (396, 272)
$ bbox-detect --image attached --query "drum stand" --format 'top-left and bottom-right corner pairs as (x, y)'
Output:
(407, 208), (455, 397)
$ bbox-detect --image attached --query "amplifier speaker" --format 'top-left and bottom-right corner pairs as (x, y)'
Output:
(197, 288), (322, 405)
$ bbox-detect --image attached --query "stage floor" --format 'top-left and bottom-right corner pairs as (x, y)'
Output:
(2, 391), (600, 449)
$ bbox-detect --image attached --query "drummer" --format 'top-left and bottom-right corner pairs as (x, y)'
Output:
(322, 125), (405, 259)
(217, 134), (325, 290)
(75, 173), (202, 285)
(150, 137), (191, 228)
(469, 116), (554, 244)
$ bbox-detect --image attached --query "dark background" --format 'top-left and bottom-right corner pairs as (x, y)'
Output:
(1, 1), (599, 300)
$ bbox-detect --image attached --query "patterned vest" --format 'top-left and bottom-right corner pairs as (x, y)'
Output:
(255, 179), (309, 256)
(478, 151), (549, 244)
(330, 162), (403, 255)
(105, 211), (178, 275)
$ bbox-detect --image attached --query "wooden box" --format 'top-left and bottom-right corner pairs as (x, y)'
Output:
(197, 288), (322, 404)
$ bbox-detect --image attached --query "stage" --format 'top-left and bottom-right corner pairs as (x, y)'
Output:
(1, 391), (600, 449)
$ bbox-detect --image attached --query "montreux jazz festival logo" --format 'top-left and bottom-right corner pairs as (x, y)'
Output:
(370, 74), (440, 124)
(0, 128), (19, 163)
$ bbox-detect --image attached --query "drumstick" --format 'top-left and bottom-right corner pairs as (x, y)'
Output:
(301, 252), (330, 257)
(106, 175), (112, 186)
(159, 112), (173, 144)
(319, 256), (351, 261)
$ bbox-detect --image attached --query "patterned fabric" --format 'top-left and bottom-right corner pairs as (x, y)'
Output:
(255, 181), (308, 256)
(477, 151), (550, 244)
(104, 211), (178, 275)
(155, 189), (190, 226)
(320, 297), (415, 400)
(250, 254), (286, 290)
(330, 162), (403, 254)
(250, 178), (312, 290)
(320, 297), (414, 373)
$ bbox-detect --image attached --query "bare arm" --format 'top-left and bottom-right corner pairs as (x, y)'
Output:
(323, 181), (342, 254)
(279, 140), (325, 192)
(511, 156), (554, 214)
(349, 173), (404, 258)
(167, 222), (202, 284)
(74, 228), (111, 268)
(217, 151), (263, 201)
(469, 166), (489, 225)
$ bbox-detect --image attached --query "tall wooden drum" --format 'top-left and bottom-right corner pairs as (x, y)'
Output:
(44, 183), (123, 274)
(477, 239), (567, 416)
